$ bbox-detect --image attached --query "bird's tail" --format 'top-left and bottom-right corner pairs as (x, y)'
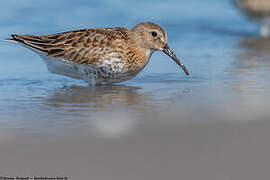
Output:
(2, 35), (20, 43)
(0, 38), (18, 43)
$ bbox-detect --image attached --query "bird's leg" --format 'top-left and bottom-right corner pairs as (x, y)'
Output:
(260, 24), (269, 37)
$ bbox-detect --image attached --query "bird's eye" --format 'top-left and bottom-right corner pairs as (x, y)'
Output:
(151, 31), (158, 37)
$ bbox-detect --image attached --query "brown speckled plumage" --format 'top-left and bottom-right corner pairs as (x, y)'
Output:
(6, 22), (189, 85)
(11, 28), (133, 66)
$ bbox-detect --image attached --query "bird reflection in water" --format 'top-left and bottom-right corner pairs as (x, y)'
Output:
(230, 37), (270, 92)
(43, 85), (150, 137)
(45, 85), (149, 111)
(40, 82), (190, 137)
(237, 37), (270, 62)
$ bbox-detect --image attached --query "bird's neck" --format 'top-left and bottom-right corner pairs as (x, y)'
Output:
(127, 29), (154, 72)
(134, 48), (154, 73)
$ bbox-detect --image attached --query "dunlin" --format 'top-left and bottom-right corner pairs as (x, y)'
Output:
(5, 22), (189, 85)
(234, 0), (270, 37)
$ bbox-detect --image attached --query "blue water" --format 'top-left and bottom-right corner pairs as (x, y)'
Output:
(1, 0), (270, 179)
(1, 0), (270, 134)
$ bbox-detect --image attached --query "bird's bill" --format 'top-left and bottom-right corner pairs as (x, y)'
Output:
(162, 44), (189, 76)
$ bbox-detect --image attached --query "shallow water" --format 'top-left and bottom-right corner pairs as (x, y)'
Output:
(1, 0), (270, 180)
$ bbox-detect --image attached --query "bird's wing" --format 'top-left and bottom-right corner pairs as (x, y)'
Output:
(8, 28), (130, 65)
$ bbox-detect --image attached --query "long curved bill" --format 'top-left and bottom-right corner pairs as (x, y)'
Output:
(162, 44), (189, 76)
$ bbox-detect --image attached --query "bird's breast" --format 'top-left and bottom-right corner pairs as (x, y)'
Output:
(101, 57), (126, 73)
(124, 48), (152, 72)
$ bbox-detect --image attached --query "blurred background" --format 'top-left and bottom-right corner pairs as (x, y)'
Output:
(1, 0), (270, 180)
